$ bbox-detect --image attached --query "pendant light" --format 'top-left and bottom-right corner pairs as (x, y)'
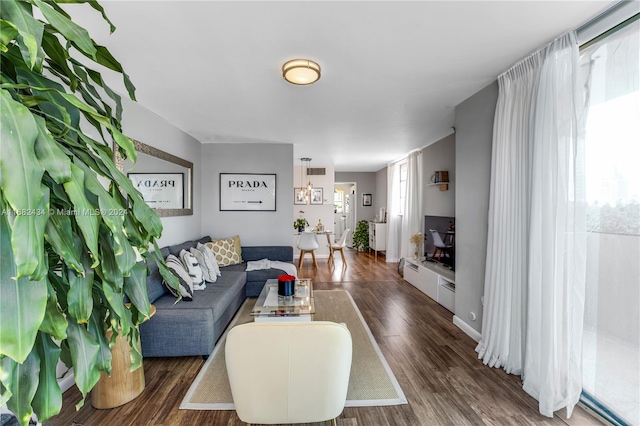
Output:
(304, 158), (313, 195)
(298, 158), (308, 200)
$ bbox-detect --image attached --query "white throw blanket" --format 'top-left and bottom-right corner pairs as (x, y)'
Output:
(246, 259), (298, 278)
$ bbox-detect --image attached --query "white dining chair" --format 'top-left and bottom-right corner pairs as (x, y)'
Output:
(430, 229), (453, 261)
(329, 229), (350, 267)
(297, 231), (319, 269)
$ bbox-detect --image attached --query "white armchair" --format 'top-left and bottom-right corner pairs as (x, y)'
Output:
(225, 321), (353, 425)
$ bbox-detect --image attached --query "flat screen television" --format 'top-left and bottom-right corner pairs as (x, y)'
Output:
(424, 215), (455, 271)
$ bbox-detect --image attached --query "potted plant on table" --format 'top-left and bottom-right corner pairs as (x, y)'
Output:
(294, 211), (309, 233)
(0, 2), (178, 425)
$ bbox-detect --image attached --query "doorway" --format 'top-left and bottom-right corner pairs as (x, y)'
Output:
(334, 182), (356, 247)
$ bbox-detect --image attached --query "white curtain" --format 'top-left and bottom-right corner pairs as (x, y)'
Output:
(477, 32), (587, 418)
(386, 150), (422, 262)
(400, 151), (422, 259)
(476, 52), (543, 375)
(386, 162), (401, 262)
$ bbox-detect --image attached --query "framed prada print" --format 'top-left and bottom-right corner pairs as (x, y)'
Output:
(128, 173), (184, 209)
(220, 173), (277, 211)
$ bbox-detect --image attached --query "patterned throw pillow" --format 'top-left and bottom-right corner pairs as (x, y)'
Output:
(189, 247), (218, 283)
(205, 235), (243, 267)
(197, 242), (221, 277)
(179, 250), (205, 289)
(164, 255), (194, 301)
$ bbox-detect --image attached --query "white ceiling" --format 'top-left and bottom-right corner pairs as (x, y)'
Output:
(69, 1), (614, 172)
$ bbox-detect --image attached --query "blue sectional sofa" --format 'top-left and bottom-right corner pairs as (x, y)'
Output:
(139, 236), (293, 357)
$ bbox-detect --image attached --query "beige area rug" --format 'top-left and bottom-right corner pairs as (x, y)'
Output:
(180, 290), (407, 410)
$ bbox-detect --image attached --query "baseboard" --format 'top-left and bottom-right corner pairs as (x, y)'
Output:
(453, 315), (482, 342)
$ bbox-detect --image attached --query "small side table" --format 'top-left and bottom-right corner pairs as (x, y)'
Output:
(92, 305), (156, 409)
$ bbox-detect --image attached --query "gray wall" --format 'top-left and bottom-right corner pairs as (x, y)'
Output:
(200, 143), (293, 246)
(422, 133), (456, 217)
(375, 167), (387, 220)
(121, 99), (202, 247)
(454, 82), (498, 333)
(335, 172), (377, 223)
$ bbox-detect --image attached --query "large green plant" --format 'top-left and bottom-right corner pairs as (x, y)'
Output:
(0, 1), (178, 424)
(352, 220), (370, 252)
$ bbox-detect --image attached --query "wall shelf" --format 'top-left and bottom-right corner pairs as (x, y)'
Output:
(429, 170), (450, 191)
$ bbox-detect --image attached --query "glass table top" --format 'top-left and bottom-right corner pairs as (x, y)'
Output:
(250, 278), (314, 317)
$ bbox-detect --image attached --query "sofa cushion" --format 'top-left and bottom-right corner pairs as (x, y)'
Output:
(242, 246), (293, 262)
(196, 236), (212, 245)
(151, 270), (246, 323)
(180, 249), (205, 288)
(167, 240), (197, 257)
(190, 247), (216, 283)
(220, 263), (245, 273)
(165, 255), (194, 300)
(206, 236), (243, 266)
(198, 242), (221, 277)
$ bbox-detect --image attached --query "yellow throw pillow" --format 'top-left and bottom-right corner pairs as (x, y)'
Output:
(205, 235), (243, 266)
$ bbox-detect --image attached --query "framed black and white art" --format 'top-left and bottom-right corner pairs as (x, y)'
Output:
(219, 173), (276, 211)
(294, 188), (307, 205)
(128, 173), (184, 209)
(310, 188), (323, 205)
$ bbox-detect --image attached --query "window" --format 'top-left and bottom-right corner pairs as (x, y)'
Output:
(580, 17), (639, 426)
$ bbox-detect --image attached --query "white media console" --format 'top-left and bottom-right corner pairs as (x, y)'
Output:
(403, 258), (455, 312)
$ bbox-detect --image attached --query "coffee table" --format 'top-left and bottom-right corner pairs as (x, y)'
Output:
(250, 278), (314, 322)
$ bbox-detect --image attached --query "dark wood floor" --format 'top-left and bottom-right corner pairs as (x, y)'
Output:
(47, 250), (601, 426)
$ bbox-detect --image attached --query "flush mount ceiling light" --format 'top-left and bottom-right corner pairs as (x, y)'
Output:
(282, 59), (321, 85)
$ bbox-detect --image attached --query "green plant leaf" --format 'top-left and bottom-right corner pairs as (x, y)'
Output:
(0, 197), (47, 364)
(86, 312), (111, 375)
(128, 326), (143, 372)
(144, 246), (179, 299)
(67, 241), (94, 324)
(0, 356), (16, 406)
(15, 68), (79, 134)
(44, 214), (84, 274)
(83, 65), (122, 122)
(0, 0), (43, 69)
(63, 164), (99, 266)
(75, 160), (126, 253)
(56, 0), (116, 34)
(57, 90), (136, 161)
(81, 44), (136, 100)
(6, 348), (39, 426)
(32, 0), (96, 59)
(65, 319), (100, 409)
(102, 280), (129, 336)
(123, 262), (152, 320)
(0, 89), (45, 278)
(94, 147), (163, 238)
(31, 333), (62, 422)
(97, 230), (123, 291)
(34, 116), (72, 184)
(0, 20), (19, 52)
(41, 29), (77, 91)
(38, 280), (68, 341)
(28, 184), (50, 282)
(115, 236), (137, 277)
(47, 272), (68, 311)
